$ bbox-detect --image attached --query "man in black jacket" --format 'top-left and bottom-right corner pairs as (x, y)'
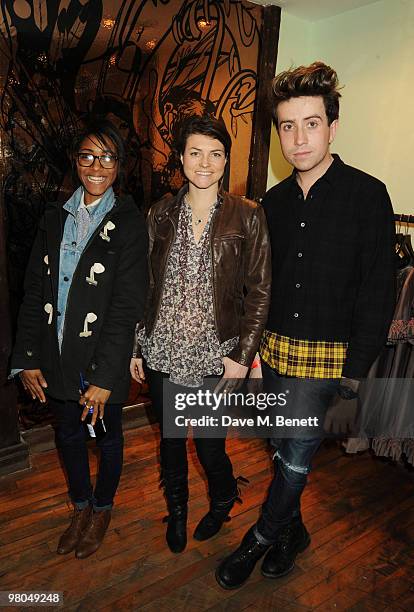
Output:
(216, 62), (396, 589)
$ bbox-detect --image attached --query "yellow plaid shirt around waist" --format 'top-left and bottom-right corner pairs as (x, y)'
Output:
(260, 330), (348, 379)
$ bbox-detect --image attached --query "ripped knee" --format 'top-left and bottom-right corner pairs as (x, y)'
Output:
(273, 449), (310, 479)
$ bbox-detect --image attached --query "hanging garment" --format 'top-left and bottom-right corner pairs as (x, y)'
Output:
(345, 265), (414, 461)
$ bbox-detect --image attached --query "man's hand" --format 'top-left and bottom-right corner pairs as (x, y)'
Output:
(215, 356), (249, 394)
(324, 394), (359, 435)
(130, 357), (145, 383)
(80, 385), (111, 426)
(20, 369), (48, 403)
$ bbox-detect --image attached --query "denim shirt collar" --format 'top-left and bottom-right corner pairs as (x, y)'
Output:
(63, 186), (116, 221)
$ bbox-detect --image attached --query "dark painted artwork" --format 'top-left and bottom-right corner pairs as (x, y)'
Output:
(0, 0), (269, 322)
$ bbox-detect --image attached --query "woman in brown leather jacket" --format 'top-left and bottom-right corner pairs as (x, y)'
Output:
(130, 115), (271, 553)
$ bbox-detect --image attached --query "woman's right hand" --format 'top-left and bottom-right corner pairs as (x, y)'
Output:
(20, 369), (48, 403)
(130, 358), (145, 383)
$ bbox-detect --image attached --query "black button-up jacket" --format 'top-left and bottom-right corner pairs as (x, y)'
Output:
(263, 155), (396, 379)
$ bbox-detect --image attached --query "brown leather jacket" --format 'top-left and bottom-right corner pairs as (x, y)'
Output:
(134, 185), (271, 367)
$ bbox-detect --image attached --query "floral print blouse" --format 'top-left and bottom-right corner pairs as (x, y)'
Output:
(138, 197), (238, 387)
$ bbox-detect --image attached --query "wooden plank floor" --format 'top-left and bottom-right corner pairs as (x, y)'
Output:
(1, 424), (414, 611)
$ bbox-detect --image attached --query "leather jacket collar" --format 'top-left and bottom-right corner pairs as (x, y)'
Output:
(154, 183), (225, 226)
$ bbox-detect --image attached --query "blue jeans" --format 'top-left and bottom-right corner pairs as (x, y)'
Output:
(255, 362), (339, 544)
(50, 399), (124, 511)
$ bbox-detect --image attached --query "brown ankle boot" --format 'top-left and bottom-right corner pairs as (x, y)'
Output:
(57, 505), (92, 555)
(75, 509), (111, 559)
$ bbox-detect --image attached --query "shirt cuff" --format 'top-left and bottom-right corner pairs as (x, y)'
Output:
(9, 368), (23, 379)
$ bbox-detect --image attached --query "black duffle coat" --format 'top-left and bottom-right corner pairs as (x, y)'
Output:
(11, 194), (148, 403)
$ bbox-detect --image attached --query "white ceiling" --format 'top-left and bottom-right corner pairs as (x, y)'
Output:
(249, 0), (382, 21)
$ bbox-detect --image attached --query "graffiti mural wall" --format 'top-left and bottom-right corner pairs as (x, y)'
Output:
(0, 0), (276, 318)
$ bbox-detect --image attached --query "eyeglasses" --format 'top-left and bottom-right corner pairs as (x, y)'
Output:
(77, 152), (118, 169)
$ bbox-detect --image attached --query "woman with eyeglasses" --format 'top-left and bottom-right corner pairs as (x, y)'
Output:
(130, 115), (271, 553)
(11, 120), (148, 558)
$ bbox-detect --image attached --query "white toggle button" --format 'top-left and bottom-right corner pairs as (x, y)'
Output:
(294, 312), (299, 318)
(44, 303), (53, 325)
(79, 312), (98, 338)
(100, 221), (115, 242)
(300, 222), (306, 228)
(86, 263), (105, 286)
(44, 255), (50, 275)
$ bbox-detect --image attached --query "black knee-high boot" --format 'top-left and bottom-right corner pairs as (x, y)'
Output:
(162, 469), (189, 553)
(193, 475), (248, 541)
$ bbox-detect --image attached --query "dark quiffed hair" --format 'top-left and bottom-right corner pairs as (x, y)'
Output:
(174, 114), (232, 158)
(272, 61), (341, 126)
(71, 119), (126, 187)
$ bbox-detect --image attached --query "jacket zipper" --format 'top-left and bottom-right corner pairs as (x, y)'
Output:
(209, 208), (220, 338)
(150, 211), (177, 333)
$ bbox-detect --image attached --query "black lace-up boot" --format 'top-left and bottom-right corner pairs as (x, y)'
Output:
(215, 526), (271, 589)
(261, 516), (310, 578)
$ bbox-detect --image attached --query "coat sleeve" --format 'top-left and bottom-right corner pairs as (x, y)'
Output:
(227, 204), (272, 366)
(10, 223), (45, 371)
(86, 214), (149, 389)
(131, 204), (155, 358)
(342, 182), (396, 378)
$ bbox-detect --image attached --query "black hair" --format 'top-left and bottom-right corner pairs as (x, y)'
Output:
(71, 119), (126, 189)
(174, 114), (232, 159)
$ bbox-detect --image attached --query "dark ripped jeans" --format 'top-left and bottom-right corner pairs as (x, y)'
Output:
(255, 362), (339, 544)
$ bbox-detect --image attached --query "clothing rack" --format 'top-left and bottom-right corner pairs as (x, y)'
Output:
(395, 213), (414, 224)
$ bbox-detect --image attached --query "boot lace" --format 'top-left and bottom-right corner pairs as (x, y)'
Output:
(275, 525), (294, 556)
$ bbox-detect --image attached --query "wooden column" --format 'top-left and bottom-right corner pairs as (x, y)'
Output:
(0, 190), (30, 476)
(247, 5), (281, 201)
